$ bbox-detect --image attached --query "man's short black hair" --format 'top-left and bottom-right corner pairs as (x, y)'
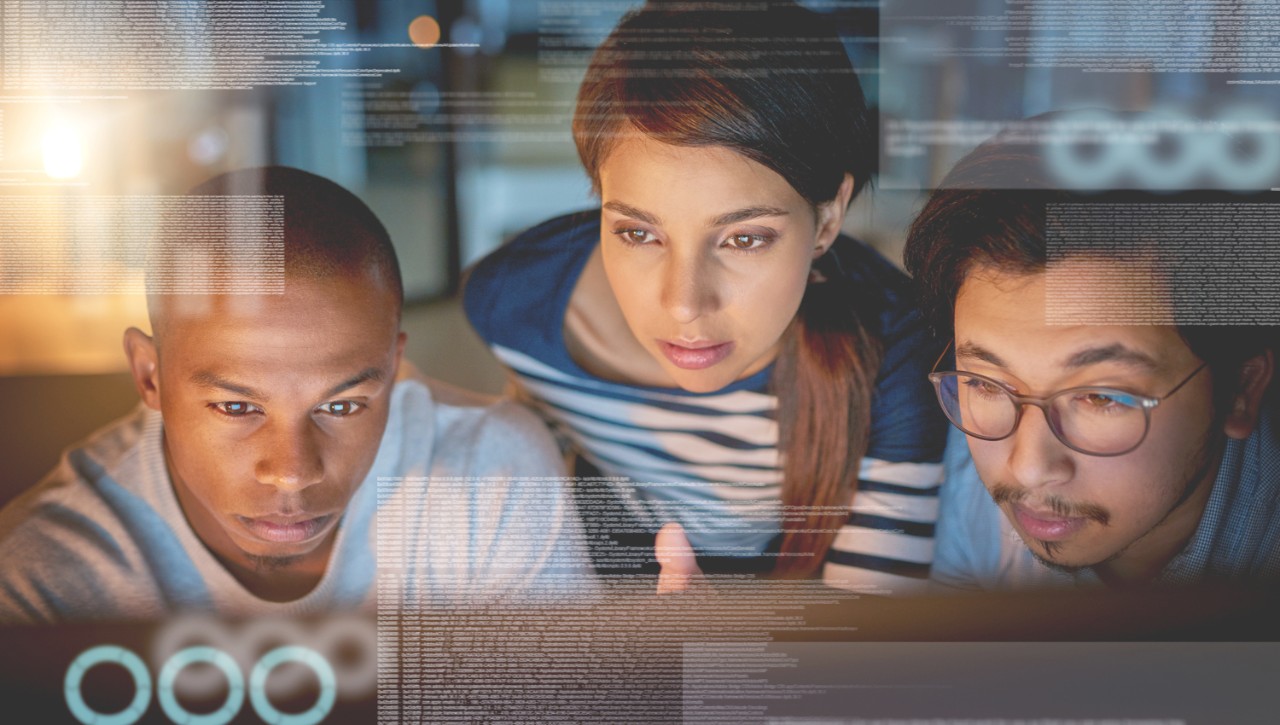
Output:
(148, 166), (403, 332)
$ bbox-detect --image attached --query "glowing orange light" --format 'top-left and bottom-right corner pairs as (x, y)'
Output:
(408, 16), (441, 48)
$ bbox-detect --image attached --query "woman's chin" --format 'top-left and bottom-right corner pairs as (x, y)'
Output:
(661, 362), (745, 394)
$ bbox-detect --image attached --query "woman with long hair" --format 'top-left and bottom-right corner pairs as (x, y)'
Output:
(464, 0), (947, 592)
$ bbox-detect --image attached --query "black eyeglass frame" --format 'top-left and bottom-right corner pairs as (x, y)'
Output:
(927, 342), (1210, 457)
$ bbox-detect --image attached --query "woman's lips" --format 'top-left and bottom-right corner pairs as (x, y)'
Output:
(1010, 503), (1087, 542)
(235, 514), (334, 544)
(657, 340), (735, 370)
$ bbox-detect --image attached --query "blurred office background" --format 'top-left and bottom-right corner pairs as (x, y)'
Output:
(4, 0), (1272, 498)
(0, 0), (886, 497)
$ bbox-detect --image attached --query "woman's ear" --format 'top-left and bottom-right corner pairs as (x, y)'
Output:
(813, 173), (855, 257)
(1223, 349), (1274, 440)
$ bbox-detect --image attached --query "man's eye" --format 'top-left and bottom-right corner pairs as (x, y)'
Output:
(1072, 392), (1139, 414)
(962, 377), (1007, 400)
(211, 401), (262, 417)
(317, 400), (363, 417)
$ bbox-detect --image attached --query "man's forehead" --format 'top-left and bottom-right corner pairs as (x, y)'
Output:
(150, 283), (399, 386)
(1043, 256), (1177, 327)
(150, 274), (398, 334)
(955, 264), (1189, 374)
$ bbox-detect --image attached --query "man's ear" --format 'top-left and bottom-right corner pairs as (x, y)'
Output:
(813, 173), (856, 258)
(392, 331), (412, 382)
(123, 327), (162, 411)
(1223, 349), (1274, 440)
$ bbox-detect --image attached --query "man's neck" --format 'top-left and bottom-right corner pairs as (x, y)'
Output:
(210, 537), (335, 602)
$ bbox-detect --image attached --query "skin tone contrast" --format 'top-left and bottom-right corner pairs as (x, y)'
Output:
(953, 262), (1272, 585)
(565, 133), (853, 393)
(124, 274), (405, 601)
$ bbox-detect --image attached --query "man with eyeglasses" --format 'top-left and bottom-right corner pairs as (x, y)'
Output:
(904, 140), (1280, 591)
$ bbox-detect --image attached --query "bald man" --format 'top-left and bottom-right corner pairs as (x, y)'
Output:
(0, 167), (595, 622)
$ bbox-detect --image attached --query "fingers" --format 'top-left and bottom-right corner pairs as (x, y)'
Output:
(655, 522), (702, 594)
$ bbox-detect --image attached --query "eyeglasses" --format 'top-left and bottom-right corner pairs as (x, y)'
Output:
(927, 344), (1208, 457)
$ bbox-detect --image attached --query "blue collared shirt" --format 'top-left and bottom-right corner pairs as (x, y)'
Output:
(932, 403), (1280, 591)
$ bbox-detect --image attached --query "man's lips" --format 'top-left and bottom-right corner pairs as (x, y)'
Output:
(657, 340), (734, 370)
(1010, 503), (1088, 542)
(235, 514), (335, 544)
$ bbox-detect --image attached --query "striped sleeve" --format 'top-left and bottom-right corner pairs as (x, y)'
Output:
(823, 457), (944, 595)
(821, 259), (949, 594)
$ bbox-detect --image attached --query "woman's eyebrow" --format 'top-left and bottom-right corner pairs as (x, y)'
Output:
(709, 206), (790, 227)
(603, 200), (661, 225)
(603, 201), (790, 228)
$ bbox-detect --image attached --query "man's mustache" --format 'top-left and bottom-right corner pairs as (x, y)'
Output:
(989, 483), (1111, 526)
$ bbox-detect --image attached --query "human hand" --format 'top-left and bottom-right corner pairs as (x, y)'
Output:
(654, 522), (704, 594)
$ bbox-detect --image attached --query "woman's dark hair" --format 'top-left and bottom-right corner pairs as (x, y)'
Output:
(904, 135), (1277, 414)
(575, 0), (873, 206)
(574, 0), (880, 577)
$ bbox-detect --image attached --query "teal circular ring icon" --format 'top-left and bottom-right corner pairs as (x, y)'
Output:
(157, 646), (245, 725)
(1207, 105), (1280, 190)
(64, 645), (152, 725)
(249, 646), (336, 725)
(1044, 110), (1135, 189)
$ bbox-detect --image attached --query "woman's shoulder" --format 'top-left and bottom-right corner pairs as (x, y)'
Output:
(830, 236), (948, 463)
(826, 234), (919, 337)
(828, 234), (913, 302)
(462, 210), (601, 347)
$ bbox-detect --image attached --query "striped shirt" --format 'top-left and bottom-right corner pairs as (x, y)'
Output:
(464, 211), (948, 594)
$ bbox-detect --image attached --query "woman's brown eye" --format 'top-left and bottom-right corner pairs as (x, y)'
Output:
(628, 229), (649, 243)
(727, 234), (768, 250)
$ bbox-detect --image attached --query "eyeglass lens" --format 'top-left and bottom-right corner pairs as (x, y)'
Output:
(934, 373), (1148, 455)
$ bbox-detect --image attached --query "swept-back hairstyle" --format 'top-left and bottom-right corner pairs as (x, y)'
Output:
(904, 136), (1277, 413)
(574, 0), (880, 576)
